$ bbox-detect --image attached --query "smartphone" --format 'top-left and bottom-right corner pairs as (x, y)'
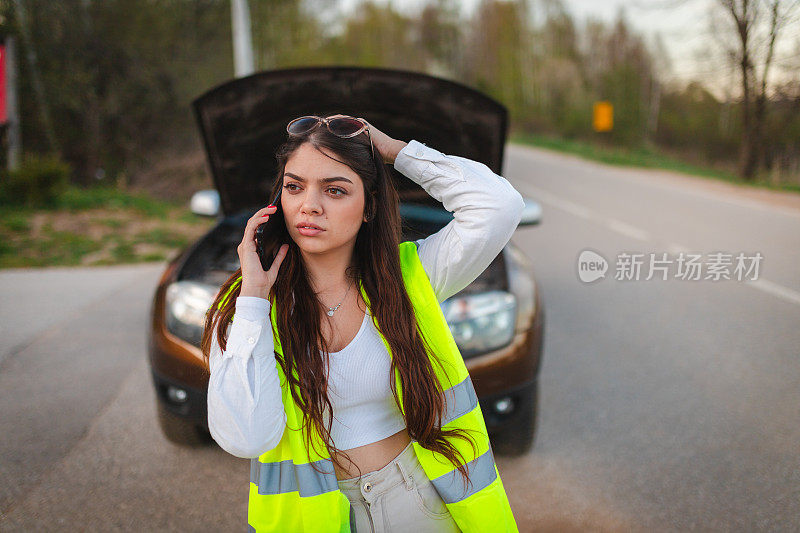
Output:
(255, 188), (282, 271)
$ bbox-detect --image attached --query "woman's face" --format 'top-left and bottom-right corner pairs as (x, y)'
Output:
(281, 142), (367, 256)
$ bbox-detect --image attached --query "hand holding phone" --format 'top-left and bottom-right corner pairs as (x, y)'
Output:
(255, 188), (282, 270)
(238, 203), (288, 299)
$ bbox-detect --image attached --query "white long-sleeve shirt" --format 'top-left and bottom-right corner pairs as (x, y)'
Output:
(207, 139), (525, 459)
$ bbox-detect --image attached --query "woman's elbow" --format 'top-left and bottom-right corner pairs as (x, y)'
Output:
(248, 415), (286, 458)
(210, 422), (285, 459)
(494, 188), (525, 228)
(511, 190), (525, 222)
(252, 417), (286, 457)
(208, 409), (286, 459)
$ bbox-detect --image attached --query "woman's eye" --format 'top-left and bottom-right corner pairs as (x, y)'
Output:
(283, 183), (345, 196)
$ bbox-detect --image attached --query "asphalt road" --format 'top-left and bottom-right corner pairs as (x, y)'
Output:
(1, 144), (799, 531)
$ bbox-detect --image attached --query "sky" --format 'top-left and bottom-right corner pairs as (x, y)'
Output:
(332, 0), (797, 95)
(560, 0), (718, 83)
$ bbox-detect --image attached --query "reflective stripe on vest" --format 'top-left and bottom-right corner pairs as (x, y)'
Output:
(250, 457), (338, 497)
(230, 241), (518, 532)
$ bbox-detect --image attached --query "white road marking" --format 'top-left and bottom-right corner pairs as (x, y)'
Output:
(517, 184), (800, 308)
(522, 184), (650, 241)
(605, 218), (650, 242)
(746, 278), (800, 307)
(667, 243), (691, 254)
(524, 186), (592, 219)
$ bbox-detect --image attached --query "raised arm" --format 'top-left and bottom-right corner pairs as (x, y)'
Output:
(393, 140), (525, 302)
(207, 295), (286, 458)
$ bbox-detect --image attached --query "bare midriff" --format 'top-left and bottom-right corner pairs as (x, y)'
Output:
(331, 427), (412, 480)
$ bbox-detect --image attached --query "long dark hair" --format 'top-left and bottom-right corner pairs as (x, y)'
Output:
(200, 115), (477, 489)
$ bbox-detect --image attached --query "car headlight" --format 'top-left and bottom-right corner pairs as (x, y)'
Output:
(164, 281), (219, 346)
(441, 290), (516, 358)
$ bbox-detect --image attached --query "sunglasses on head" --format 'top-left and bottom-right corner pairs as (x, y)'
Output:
(286, 114), (375, 163)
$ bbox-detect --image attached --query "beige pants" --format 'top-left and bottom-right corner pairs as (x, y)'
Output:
(337, 441), (462, 532)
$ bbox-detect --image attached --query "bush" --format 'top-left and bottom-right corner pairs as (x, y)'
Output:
(0, 153), (71, 208)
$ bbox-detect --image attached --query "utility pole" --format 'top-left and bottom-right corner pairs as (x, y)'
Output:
(231, 0), (255, 77)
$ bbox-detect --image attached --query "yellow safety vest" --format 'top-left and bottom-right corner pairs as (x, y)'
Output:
(220, 241), (518, 532)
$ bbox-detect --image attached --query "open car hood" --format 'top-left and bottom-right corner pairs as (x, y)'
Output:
(192, 66), (508, 217)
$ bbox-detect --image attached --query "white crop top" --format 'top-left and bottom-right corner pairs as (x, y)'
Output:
(321, 308), (407, 450)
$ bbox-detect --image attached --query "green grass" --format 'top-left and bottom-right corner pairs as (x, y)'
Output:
(510, 132), (800, 194)
(0, 230), (104, 268)
(177, 210), (202, 224)
(142, 251), (168, 262)
(111, 241), (136, 262)
(1, 212), (31, 232)
(133, 228), (190, 248)
(0, 184), (215, 269)
(98, 217), (125, 229)
(52, 185), (180, 217)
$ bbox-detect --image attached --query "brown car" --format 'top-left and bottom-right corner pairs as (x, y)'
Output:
(147, 66), (545, 456)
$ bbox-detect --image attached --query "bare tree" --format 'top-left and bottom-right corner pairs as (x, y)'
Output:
(712, 0), (799, 180)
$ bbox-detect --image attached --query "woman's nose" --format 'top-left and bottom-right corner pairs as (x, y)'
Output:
(300, 191), (323, 214)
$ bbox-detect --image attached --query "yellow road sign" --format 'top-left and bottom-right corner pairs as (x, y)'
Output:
(593, 101), (613, 132)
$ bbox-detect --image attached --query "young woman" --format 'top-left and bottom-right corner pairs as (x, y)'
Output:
(202, 114), (524, 532)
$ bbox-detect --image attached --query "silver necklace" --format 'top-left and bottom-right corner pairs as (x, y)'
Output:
(325, 278), (354, 316)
